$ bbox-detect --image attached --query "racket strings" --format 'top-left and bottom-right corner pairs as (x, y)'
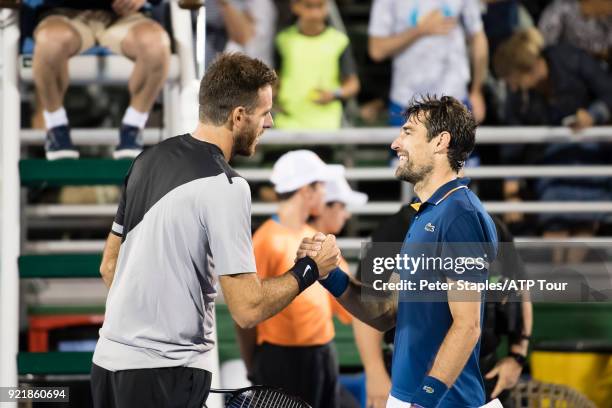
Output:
(228, 388), (307, 408)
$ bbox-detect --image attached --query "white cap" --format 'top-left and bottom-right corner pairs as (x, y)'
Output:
(324, 165), (369, 209)
(270, 150), (335, 193)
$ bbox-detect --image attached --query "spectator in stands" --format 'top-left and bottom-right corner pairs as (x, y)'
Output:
(494, 28), (612, 260)
(33, 0), (170, 160)
(225, 0), (277, 66)
(205, 0), (256, 68)
(274, 0), (360, 129)
(368, 0), (489, 125)
(538, 0), (612, 65)
(235, 150), (353, 408)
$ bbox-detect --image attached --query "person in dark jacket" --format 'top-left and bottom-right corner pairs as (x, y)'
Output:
(493, 28), (612, 262)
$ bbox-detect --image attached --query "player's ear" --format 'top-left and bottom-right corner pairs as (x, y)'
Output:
(229, 106), (246, 129)
(435, 131), (451, 152)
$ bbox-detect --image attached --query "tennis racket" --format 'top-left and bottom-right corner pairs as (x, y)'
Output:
(208, 386), (312, 408)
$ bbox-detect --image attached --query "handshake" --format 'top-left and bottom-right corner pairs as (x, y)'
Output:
(296, 232), (342, 280)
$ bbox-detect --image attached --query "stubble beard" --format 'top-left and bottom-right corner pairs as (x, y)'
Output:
(395, 157), (433, 185)
(232, 125), (260, 158)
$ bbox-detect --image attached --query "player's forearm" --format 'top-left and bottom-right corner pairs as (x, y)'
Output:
(428, 320), (481, 387)
(368, 28), (423, 62)
(336, 278), (396, 331)
(469, 31), (488, 94)
(353, 318), (387, 375)
(240, 272), (300, 328)
(511, 296), (533, 355)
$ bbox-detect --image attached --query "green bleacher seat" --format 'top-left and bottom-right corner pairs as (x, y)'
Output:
(20, 254), (102, 279)
(20, 159), (131, 187)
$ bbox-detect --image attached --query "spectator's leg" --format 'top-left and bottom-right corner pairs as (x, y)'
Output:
(33, 16), (87, 159)
(101, 16), (171, 157)
(121, 20), (171, 114)
(32, 17), (82, 113)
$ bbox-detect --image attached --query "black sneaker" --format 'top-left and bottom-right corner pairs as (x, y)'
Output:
(45, 125), (79, 160)
(113, 124), (143, 159)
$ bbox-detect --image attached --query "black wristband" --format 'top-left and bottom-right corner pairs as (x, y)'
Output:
(289, 257), (319, 293)
(508, 352), (527, 366)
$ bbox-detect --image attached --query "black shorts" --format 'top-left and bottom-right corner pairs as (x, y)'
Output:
(253, 342), (340, 408)
(91, 363), (211, 408)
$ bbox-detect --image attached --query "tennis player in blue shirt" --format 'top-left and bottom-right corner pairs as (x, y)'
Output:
(299, 95), (499, 408)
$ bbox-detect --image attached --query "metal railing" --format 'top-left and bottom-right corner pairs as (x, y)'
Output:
(20, 126), (612, 145)
(0, 8), (21, 392)
(23, 237), (612, 255)
(24, 201), (612, 218)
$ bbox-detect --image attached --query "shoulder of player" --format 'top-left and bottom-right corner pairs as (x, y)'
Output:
(440, 199), (497, 242)
(439, 198), (482, 232)
(207, 174), (251, 199)
(133, 134), (238, 178)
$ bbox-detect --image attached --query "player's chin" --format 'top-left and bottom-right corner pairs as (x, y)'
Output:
(234, 143), (258, 158)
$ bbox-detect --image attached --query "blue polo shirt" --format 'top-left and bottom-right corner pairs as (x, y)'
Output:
(390, 178), (498, 408)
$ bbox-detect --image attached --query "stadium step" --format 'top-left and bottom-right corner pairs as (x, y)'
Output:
(18, 352), (94, 376)
(20, 159), (131, 187)
(19, 254), (102, 279)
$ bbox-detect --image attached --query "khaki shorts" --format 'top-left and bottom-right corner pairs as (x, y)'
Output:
(35, 8), (151, 55)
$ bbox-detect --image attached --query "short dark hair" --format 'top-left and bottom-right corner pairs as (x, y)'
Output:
(199, 53), (277, 125)
(404, 95), (476, 172)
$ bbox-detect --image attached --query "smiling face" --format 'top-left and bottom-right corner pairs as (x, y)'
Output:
(232, 85), (274, 157)
(391, 112), (436, 184)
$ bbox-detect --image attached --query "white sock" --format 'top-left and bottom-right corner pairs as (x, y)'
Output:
(43, 108), (69, 129)
(122, 106), (149, 129)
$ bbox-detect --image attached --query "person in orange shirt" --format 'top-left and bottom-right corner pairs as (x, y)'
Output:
(236, 150), (353, 408)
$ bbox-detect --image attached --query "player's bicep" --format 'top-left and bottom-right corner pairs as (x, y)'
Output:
(442, 212), (494, 283)
(447, 277), (481, 328)
(219, 273), (260, 327)
(112, 167), (133, 237)
(219, 273), (258, 304)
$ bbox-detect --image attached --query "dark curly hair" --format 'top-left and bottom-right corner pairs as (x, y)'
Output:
(403, 95), (476, 172)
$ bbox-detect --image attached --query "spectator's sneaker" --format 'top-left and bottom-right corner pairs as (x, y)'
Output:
(45, 125), (79, 160)
(114, 125), (143, 159)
